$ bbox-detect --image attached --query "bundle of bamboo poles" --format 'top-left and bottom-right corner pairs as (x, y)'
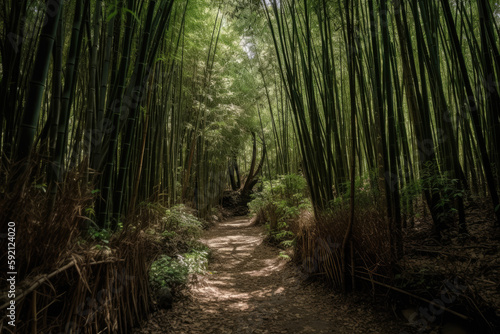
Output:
(0, 167), (165, 333)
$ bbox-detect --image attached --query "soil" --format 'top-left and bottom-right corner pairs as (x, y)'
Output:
(133, 217), (415, 334)
(399, 201), (500, 333)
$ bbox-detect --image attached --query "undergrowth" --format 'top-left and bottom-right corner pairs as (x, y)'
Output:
(149, 247), (210, 291)
(249, 174), (310, 247)
(149, 205), (211, 295)
(294, 170), (392, 288)
(400, 162), (465, 223)
(0, 162), (212, 332)
(0, 165), (155, 333)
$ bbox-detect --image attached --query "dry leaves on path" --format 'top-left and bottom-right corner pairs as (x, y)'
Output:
(134, 217), (414, 334)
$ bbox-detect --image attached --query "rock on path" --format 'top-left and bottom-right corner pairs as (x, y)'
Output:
(134, 217), (414, 334)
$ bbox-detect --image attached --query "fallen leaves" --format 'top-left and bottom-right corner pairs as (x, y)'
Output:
(133, 217), (410, 334)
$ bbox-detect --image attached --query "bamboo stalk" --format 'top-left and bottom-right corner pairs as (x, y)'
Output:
(0, 259), (124, 310)
(32, 291), (37, 334)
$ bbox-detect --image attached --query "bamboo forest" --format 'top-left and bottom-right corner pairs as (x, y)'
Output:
(1, 0), (500, 333)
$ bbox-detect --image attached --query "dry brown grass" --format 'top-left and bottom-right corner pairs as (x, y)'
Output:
(294, 199), (393, 290)
(0, 163), (168, 333)
(1, 166), (91, 282)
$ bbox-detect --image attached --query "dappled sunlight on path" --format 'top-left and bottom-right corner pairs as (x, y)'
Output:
(134, 217), (412, 334)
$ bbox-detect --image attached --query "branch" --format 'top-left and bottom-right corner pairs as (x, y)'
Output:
(0, 259), (124, 310)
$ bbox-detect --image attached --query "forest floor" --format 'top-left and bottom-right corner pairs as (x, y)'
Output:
(399, 202), (500, 332)
(134, 216), (414, 334)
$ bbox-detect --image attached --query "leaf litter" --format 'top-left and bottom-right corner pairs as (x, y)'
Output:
(134, 217), (414, 334)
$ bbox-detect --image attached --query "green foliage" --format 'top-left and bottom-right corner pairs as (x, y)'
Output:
(149, 247), (210, 292)
(89, 227), (112, 243)
(161, 230), (177, 238)
(87, 220), (124, 245)
(149, 206), (211, 292)
(326, 169), (380, 212)
(250, 174), (309, 246)
(85, 207), (96, 217)
(401, 163), (464, 218)
(250, 174), (309, 213)
(266, 220), (295, 246)
(33, 182), (47, 193)
(178, 248), (210, 275)
(156, 204), (209, 254)
(164, 205), (205, 239)
(279, 251), (291, 260)
(149, 255), (189, 290)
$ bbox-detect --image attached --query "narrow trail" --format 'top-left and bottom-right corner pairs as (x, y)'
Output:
(135, 217), (411, 334)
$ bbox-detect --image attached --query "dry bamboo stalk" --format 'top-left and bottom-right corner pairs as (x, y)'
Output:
(73, 256), (91, 293)
(32, 291), (37, 334)
(0, 259), (124, 310)
(350, 240), (355, 290)
(0, 260), (77, 310)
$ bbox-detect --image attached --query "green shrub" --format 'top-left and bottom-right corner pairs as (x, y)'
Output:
(326, 168), (380, 213)
(249, 174), (310, 246)
(163, 204), (204, 239)
(149, 247), (210, 292)
(401, 163), (464, 219)
(150, 205), (211, 293)
(249, 174), (309, 217)
(149, 255), (189, 291)
(178, 248), (210, 275)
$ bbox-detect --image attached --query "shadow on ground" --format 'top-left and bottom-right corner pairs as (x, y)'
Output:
(134, 217), (415, 334)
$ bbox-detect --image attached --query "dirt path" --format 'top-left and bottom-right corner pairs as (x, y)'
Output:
(134, 217), (413, 334)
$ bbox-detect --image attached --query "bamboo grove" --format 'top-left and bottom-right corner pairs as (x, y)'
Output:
(0, 0), (266, 228)
(3, 0), (500, 332)
(257, 0), (500, 245)
(1, 0), (499, 269)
